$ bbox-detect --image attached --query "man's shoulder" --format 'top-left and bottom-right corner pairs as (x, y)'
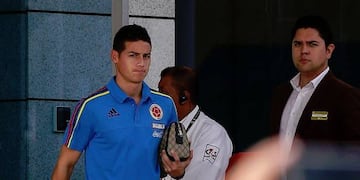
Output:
(320, 73), (359, 93)
(198, 113), (230, 135)
(270, 81), (292, 99)
(273, 82), (292, 91)
(77, 86), (110, 106)
(149, 89), (174, 101)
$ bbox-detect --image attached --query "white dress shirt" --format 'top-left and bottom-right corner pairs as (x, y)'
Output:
(280, 67), (329, 156)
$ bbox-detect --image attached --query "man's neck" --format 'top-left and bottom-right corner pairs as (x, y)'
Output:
(115, 77), (143, 104)
(299, 68), (327, 88)
(179, 104), (197, 120)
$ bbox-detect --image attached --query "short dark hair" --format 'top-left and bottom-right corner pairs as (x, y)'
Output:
(160, 66), (198, 103)
(291, 15), (334, 47)
(113, 24), (152, 53)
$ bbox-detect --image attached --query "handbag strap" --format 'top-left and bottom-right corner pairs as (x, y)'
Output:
(186, 108), (201, 132)
(175, 123), (184, 144)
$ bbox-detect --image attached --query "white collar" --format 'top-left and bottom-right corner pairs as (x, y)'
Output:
(290, 67), (329, 90)
(181, 105), (200, 125)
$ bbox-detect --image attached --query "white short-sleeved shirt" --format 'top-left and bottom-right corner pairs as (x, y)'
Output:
(162, 105), (233, 180)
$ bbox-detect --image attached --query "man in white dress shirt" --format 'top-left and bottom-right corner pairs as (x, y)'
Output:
(271, 15), (360, 154)
(158, 66), (233, 180)
(270, 15), (360, 179)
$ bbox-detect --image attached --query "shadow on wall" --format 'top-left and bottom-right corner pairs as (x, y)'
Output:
(196, 43), (359, 153)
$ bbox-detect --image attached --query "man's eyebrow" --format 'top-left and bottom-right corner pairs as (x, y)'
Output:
(127, 51), (150, 55)
(292, 40), (319, 43)
(307, 40), (319, 43)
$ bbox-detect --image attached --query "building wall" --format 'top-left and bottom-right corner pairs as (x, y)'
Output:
(129, 0), (175, 89)
(0, 0), (175, 179)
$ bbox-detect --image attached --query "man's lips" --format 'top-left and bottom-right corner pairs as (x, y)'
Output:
(133, 69), (146, 73)
(299, 58), (309, 64)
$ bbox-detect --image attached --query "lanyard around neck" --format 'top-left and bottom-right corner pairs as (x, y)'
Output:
(185, 108), (201, 132)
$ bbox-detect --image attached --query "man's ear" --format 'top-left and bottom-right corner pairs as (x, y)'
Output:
(326, 43), (335, 59)
(181, 90), (191, 104)
(179, 91), (187, 104)
(184, 90), (191, 101)
(111, 50), (119, 63)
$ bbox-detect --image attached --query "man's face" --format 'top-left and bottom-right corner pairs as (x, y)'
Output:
(158, 75), (190, 120)
(158, 76), (179, 106)
(292, 28), (334, 76)
(111, 40), (151, 84)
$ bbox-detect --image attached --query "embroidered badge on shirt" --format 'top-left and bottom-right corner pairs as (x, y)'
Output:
(311, 111), (328, 120)
(149, 104), (163, 120)
(203, 144), (220, 164)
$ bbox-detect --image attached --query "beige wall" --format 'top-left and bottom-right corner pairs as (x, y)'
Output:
(113, 0), (175, 89)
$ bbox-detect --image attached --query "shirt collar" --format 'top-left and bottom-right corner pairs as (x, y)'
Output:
(290, 67), (329, 90)
(181, 105), (200, 125)
(106, 76), (151, 104)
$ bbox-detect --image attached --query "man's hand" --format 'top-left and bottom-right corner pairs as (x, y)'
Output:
(225, 136), (303, 180)
(160, 149), (193, 179)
